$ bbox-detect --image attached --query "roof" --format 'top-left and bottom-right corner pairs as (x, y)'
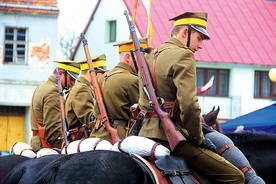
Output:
(221, 103), (276, 133)
(0, 0), (59, 15)
(124, 0), (276, 66)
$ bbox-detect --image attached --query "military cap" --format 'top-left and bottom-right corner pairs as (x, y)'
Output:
(113, 37), (148, 53)
(77, 54), (107, 71)
(169, 12), (210, 40)
(54, 60), (80, 80)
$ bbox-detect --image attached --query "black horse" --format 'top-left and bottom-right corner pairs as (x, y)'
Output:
(1, 154), (65, 184)
(226, 131), (276, 184)
(203, 106), (276, 184)
(32, 150), (155, 184)
(0, 155), (30, 183)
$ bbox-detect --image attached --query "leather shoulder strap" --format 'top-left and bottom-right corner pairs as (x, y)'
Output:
(101, 69), (130, 94)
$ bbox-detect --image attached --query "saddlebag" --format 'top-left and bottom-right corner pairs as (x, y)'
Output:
(155, 155), (197, 184)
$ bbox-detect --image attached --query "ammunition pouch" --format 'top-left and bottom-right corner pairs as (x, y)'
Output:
(69, 125), (91, 141)
(164, 100), (180, 120)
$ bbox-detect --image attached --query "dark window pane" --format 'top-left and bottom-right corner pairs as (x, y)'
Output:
(109, 21), (116, 42)
(254, 72), (260, 97)
(17, 29), (26, 41)
(262, 73), (270, 97)
(5, 28), (14, 40)
(4, 44), (13, 62)
(196, 68), (204, 87)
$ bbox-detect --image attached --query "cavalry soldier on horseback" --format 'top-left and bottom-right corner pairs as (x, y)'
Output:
(30, 60), (80, 151)
(65, 54), (107, 141)
(137, 12), (245, 183)
(90, 38), (149, 143)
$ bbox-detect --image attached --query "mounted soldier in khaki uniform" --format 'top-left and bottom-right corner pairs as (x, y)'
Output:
(65, 54), (107, 141)
(90, 38), (149, 143)
(30, 60), (80, 151)
(137, 12), (245, 183)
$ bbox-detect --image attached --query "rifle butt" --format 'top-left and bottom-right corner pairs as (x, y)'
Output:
(106, 126), (120, 144)
(160, 115), (186, 151)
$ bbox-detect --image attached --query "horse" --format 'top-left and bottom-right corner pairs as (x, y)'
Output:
(0, 155), (30, 183)
(203, 106), (276, 184)
(226, 131), (276, 184)
(2, 107), (274, 184)
(31, 150), (155, 184)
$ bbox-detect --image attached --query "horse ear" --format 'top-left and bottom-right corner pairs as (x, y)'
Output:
(214, 106), (220, 116)
(212, 106), (215, 112)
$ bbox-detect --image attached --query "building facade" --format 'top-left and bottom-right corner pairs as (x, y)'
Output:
(0, 0), (59, 151)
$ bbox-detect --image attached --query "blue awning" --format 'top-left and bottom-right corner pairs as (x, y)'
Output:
(221, 103), (276, 133)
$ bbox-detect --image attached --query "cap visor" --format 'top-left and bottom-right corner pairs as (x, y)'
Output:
(67, 71), (79, 80)
(191, 25), (210, 40)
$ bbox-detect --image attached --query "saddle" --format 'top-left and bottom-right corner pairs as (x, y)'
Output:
(131, 153), (199, 184)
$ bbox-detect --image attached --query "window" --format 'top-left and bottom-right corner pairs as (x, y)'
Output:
(197, 68), (229, 96)
(106, 20), (116, 43)
(4, 27), (27, 64)
(254, 71), (276, 99)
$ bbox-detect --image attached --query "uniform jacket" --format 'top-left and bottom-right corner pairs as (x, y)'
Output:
(90, 62), (139, 143)
(65, 76), (94, 130)
(138, 37), (203, 145)
(31, 75), (64, 145)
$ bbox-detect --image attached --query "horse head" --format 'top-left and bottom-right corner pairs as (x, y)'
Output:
(203, 106), (220, 126)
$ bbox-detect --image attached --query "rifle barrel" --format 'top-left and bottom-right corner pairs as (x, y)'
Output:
(124, 10), (186, 151)
(80, 33), (120, 144)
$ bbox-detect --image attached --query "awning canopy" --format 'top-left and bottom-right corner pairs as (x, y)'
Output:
(221, 103), (276, 133)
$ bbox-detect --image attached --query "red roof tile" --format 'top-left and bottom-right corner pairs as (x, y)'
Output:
(0, 0), (58, 15)
(124, 0), (276, 66)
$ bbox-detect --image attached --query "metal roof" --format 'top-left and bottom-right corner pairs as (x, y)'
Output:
(124, 0), (276, 66)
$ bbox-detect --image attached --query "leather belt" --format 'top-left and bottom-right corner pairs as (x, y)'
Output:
(32, 130), (39, 136)
(112, 120), (127, 126)
(145, 111), (158, 118)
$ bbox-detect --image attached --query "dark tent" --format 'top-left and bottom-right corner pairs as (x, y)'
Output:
(221, 103), (276, 133)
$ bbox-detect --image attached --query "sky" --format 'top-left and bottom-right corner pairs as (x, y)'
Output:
(56, 0), (98, 58)
(57, 0), (97, 33)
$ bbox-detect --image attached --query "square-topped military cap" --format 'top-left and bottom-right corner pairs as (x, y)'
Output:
(77, 54), (107, 71)
(54, 60), (80, 80)
(169, 12), (210, 40)
(113, 37), (149, 53)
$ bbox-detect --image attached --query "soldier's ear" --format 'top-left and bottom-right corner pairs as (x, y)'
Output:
(58, 70), (64, 76)
(182, 27), (189, 38)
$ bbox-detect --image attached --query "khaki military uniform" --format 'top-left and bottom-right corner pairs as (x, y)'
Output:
(30, 75), (64, 151)
(65, 76), (94, 136)
(90, 62), (139, 143)
(138, 38), (244, 183)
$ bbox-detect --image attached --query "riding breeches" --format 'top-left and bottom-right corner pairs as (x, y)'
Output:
(172, 141), (245, 184)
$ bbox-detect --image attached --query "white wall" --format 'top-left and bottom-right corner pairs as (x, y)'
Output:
(74, 0), (142, 69)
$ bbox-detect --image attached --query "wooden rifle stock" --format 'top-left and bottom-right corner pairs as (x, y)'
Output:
(124, 10), (186, 151)
(80, 33), (120, 144)
(56, 68), (70, 146)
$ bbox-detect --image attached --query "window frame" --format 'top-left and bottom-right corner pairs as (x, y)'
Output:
(254, 70), (276, 99)
(105, 20), (117, 43)
(4, 27), (28, 65)
(196, 68), (230, 97)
